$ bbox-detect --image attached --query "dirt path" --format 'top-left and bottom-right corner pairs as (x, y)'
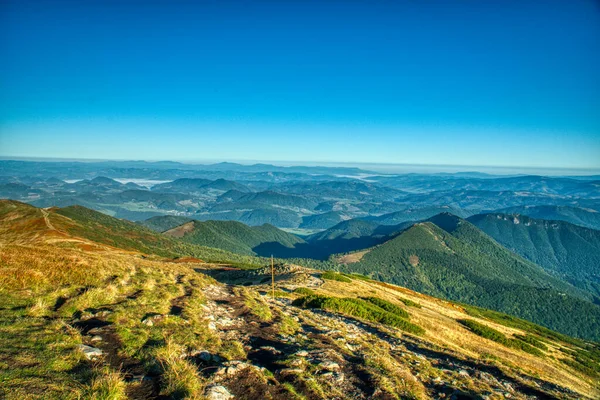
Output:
(40, 208), (56, 230)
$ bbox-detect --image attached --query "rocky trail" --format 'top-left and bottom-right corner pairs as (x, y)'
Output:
(56, 264), (588, 400)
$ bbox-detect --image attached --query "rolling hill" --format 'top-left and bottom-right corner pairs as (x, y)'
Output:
(162, 219), (306, 256)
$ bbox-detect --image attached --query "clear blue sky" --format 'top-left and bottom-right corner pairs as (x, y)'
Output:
(1, 0), (599, 169)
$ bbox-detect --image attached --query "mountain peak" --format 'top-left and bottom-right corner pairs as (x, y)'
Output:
(427, 212), (463, 233)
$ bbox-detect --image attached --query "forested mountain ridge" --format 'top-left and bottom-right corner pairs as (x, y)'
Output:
(469, 213), (600, 297)
(162, 219), (306, 256)
(337, 213), (600, 340)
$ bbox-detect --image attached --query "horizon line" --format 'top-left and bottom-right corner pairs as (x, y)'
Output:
(2, 155), (600, 176)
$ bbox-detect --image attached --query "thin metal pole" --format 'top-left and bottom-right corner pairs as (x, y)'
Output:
(271, 255), (275, 299)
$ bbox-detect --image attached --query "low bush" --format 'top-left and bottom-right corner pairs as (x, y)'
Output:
(293, 287), (315, 296)
(361, 297), (409, 319)
(513, 334), (548, 351)
(293, 295), (424, 335)
(321, 271), (352, 283)
(458, 319), (544, 357)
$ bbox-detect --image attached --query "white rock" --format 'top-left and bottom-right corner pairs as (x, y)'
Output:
(204, 385), (233, 400)
(319, 361), (340, 371)
(90, 335), (102, 342)
(78, 344), (102, 359)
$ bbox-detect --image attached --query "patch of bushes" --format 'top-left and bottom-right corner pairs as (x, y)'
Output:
(398, 297), (422, 308)
(513, 334), (548, 351)
(293, 295), (424, 335)
(321, 271), (352, 283)
(458, 319), (544, 357)
(272, 290), (293, 298)
(293, 287), (315, 296)
(342, 273), (372, 282)
(461, 304), (585, 347)
(361, 297), (409, 319)
(561, 346), (600, 378)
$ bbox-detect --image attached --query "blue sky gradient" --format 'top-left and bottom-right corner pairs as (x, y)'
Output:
(1, 0), (599, 168)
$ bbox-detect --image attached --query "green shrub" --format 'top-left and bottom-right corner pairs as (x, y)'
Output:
(513, 334), (548, 351)
(462, 304), (585, 347)
(398, 298), (422, 308)
(293, 295), (424, 335)
(361, 297), (409, 319)
(458, 319), (507, 343)
(343, 273), (372, 282)
(561, 345), (600, 378)
(293, 287), (315, 296)
(321, 271), (352, 283)
(459, 319), (544, 357)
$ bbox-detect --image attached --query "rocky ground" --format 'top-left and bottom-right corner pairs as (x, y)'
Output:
(71, 264), (588, 399)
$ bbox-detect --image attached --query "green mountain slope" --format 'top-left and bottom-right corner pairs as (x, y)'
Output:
(139, 215), (193, 232)
(299, 211), (345, 229)
(163, 219), (305, 256)
(52, 204), (260, 265)
(339, 213), (600, 340)
(366, 206), (472, 225)
(469, 213), (600, 297)
(496, 205), (600, 230)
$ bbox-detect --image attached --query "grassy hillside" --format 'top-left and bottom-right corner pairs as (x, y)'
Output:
(139, 215), (193, 232)
(339, 213), (600, 341)
(163, 219), (305, 256)
(469, 213), (600, 297)
(0, 201), (261, 267)
(299, 211), (345, 229)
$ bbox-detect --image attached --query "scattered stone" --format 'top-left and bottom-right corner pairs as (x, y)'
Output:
(222, 361), (252, 376)
(90, 335), (102, 342)
(319, 361), (340, 371)
(288, 358), (304, 367)
(295, 350), (309, 357)
(259, 346), (281, 354)
(142, 319), (154, 326)
(95, 310), (112, 318)
(190, 349), (213, 362)
(204, 385), (233, 400)
(458, 370), (470, 377)
(78, 344), (102, 359)
(279, 368), (305, 375)
(208, 321), (217, 331)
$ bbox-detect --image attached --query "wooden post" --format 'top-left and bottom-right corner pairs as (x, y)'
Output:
(271, 255), (275, 299)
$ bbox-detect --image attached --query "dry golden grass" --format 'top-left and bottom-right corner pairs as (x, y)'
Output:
(315, 276), (599, 398)
(155, 339), (205, 398)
